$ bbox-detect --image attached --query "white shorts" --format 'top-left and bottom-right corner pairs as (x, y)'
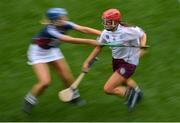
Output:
(27, 44), (64, 65)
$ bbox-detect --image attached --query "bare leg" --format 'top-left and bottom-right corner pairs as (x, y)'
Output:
(51, 59), (74, 88)
(51, 59), (86, 106)
(126, 78), (140, 92)
(104, 71), (127, 96)
(22, 63), (51, 113)
(125, 79), (142, 111)
(103, 72), (142, 111)
(31, 63), (51, 97)
(126, 78), (137, 87)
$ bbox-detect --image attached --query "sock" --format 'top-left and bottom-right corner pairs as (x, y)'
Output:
(134, 86), (141, 92)
(25, 92), (38, 105)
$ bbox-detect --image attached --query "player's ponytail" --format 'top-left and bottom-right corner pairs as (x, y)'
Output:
(120, 21), (129, 27)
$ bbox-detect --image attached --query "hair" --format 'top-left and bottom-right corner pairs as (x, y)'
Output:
(120, 21), (129, 27)
(40, 18), (52, 25)
(40, 16), (67, 26)
(120, 21), (136, 28)
(40, 18), (60, 26)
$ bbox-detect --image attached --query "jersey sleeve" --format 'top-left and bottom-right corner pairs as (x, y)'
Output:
(64, 21), (78, 30)
(47, 25), (64, 39)
(97, 30), (107, 44)
(130, 26), (145, 38)
(134, 26), (145, 37)
(122, 26), (145, 41)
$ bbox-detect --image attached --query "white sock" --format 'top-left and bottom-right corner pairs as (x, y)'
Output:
(25, 92), (38, 105)
(134, 86), (141, 92)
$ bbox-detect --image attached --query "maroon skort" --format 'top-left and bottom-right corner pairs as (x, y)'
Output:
(112, 58), (136, 79)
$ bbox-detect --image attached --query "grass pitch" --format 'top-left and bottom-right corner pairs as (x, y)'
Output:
(0, 0), (179, 121)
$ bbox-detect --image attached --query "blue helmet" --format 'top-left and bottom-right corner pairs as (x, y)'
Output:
(46, 8), (67, 20)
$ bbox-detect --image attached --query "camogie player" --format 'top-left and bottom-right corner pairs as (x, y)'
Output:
(83, 8), (147, 111)
(22, 8), (101, 114)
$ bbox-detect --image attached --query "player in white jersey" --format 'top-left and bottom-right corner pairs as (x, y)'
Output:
(83, 8), (147, 111)
(22, 8), (101, 114)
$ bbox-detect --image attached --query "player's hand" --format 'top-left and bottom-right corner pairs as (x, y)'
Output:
(140, 49), (148, 57)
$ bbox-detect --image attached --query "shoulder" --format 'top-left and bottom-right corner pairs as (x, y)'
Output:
(46, 25), (63, 38)
(125, 26), (145, 38)
(98, 29), (110, 43)
(129, 26), (144, 32)
(101, 29), (112, 35)
(45, 25), (60, 34)
(38, 25), (58, 35)
(46, 25), (58, 31)
(101, 29), (107, 34)
(121, 25), (144, 34)
(100, 29), (111, 37)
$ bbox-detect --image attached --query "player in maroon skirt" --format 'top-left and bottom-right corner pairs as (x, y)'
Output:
(83, 8), (147, 111)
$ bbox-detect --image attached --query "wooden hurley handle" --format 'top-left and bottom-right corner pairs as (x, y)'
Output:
(71, 72), (86, 89)
(71, 57), (99, 89)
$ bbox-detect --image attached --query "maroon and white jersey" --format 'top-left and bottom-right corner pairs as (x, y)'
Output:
(98, 24), (145, 65)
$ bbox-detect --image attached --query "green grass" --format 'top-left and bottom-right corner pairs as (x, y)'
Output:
(0, 0), (180, 121)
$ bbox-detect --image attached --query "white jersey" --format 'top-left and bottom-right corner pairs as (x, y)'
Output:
(98, 24), (144, 65)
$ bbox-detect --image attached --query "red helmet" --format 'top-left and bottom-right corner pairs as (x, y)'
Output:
(102, 9), (121, 31)
(102, 8), (121, 21)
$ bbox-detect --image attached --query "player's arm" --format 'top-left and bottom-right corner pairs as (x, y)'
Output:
(59, 34), (99, 46)
(139, 33), (147, 57)
(47, 25), (99, 46)
(47, 24), (100, 46)
(140, 33), (147, 47)
(83, 46), (102, 72)
(73, 24), (101, 35)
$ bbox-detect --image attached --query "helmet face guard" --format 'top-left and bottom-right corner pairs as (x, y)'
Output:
(102, 9), (121, 31)
(102, 19), (119, 31)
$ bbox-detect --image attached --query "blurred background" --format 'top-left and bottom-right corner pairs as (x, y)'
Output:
(0, 0), (180, 121)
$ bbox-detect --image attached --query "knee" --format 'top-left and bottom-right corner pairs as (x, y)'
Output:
(103, 84), (113, 95)
(38, 78), (51, 88)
